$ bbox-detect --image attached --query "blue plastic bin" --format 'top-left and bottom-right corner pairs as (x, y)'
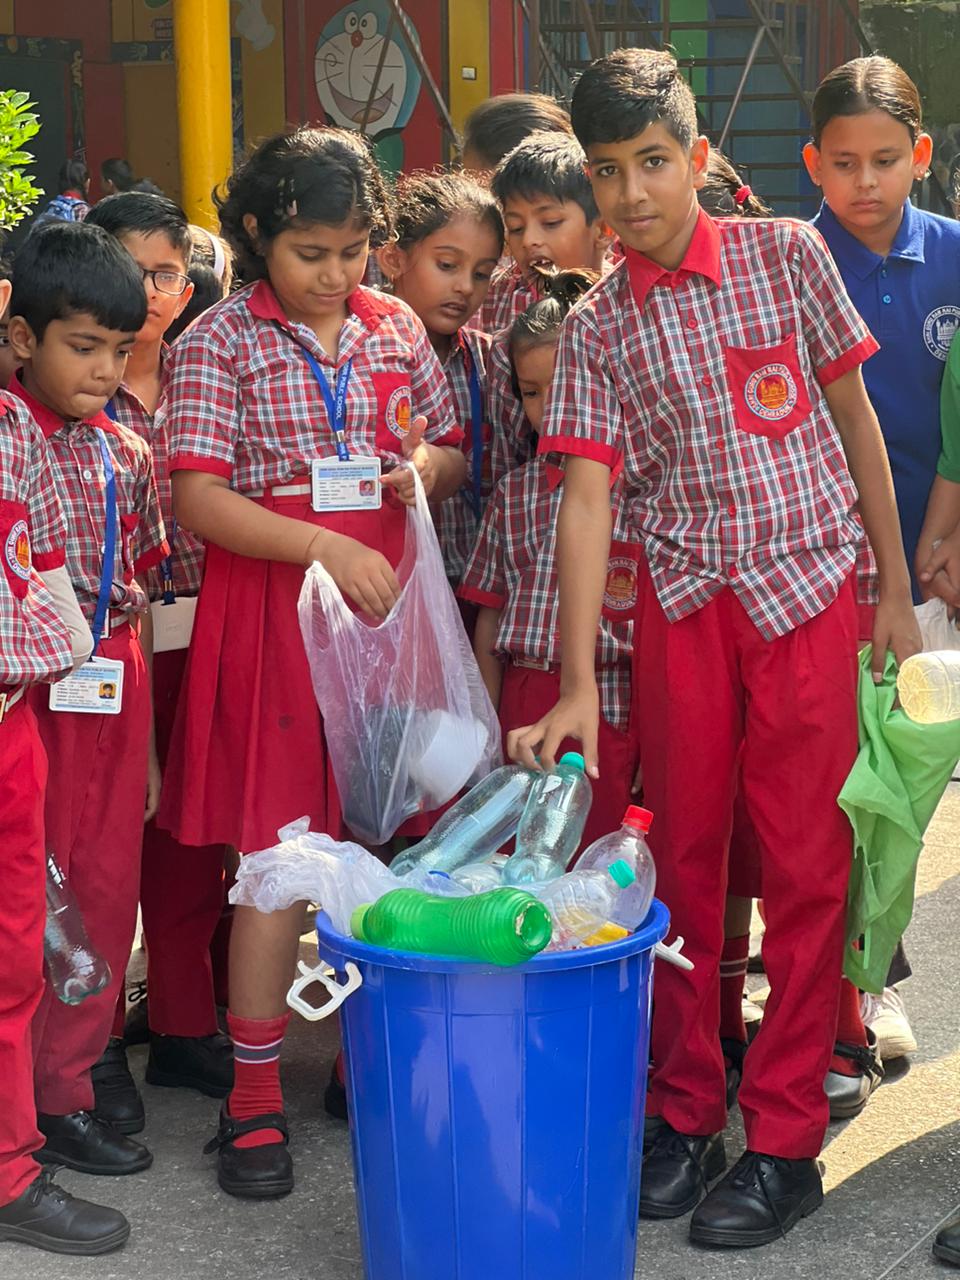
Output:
(313, 898), (669, 1280)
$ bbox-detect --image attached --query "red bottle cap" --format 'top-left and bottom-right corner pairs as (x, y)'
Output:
(623, 805), (653, 833)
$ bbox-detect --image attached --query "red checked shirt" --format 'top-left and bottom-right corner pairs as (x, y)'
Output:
(9, 379), (169, 627)
(0, 391), (73, 685)
(109, 375), (206, 601)
(476, 263), (538, 336)
(435, 327), (493, 584)
(539, 211), (879, 640)
(166, 281), (461, 491)
(458, 458), (639, 731)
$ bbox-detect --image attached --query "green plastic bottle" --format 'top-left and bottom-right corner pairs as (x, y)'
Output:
(351, 887), (552, 966)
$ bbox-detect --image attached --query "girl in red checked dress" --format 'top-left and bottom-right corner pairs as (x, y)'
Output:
(377, 170), (503, 592)
(459, 270), (642, 850)
(156, 127), (466, 1201)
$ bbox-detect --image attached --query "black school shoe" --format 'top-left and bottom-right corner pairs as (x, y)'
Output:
(825, 1030), (884, 1120)
(203, 1110), (294, 1199)
(639, 1124), (727, 1219)
(934, 1213), (960, 1267)
(92, 1038), (145, 1135)
(145, 1032), (234, 1099)
(689, 1151), (823, 1248)
(37, 1112), (153, 1176)
(0, 1168), (129, 1256)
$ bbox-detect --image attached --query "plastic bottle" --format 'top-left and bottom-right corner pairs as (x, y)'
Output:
(451, 857), (507, 894)
(390, 764), (538, 876)
(351, 887), (552, 965)
(577, 805), (656, 927)
(44, 852), (112, 1005)
(502, 753), (593, 885)
(534, 861), (636, 951)
(897, 651), (960, 723)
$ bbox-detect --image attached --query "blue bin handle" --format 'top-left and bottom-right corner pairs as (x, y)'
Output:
(286, 959), (363, 1021)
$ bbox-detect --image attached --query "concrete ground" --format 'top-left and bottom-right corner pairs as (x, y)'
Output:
(6, 790), (960, 1280)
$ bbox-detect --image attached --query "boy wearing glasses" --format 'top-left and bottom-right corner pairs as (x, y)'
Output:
(84, 195), (234, 1129)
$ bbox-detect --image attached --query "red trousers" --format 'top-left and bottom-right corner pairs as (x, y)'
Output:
(635, 565), (858, 1158)
(498, 661), (640, 854)
(141, 647), (225, 1036)
(30, 626), (150, 1114)
(0, 702), (46, 1204)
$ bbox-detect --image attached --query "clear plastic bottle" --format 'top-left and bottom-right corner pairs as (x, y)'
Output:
(897, 651), (960, 723)
(576, 805), (656, 927)
(451, 856), (508, 894)
(502, 752), (593, 885)
(534, 860), (636, 950)
(44, 852), (112, 1005)
(390, 764), (538, 876)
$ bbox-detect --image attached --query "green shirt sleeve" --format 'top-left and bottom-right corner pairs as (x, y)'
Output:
(938, 331), (960, 483)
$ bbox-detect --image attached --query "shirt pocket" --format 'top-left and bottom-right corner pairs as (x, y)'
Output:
(0, 499), (32, 601)
(371, 372), (414, 456)
(722, 334), (812, 442)
(602, 540), (640, 622)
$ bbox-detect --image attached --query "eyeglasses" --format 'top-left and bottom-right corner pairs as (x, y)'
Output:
(141, 268), (190, 297)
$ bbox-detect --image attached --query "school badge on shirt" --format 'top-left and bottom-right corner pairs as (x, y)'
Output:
(384, 385), (413, 439)
(923, 306), (960, 361)
(4, 519), (30, 581)
(743, 363), (798, 421)
(604, 555), (639, 613)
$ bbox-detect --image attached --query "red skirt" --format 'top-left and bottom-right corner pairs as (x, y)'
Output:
(157, 493), (408, 853)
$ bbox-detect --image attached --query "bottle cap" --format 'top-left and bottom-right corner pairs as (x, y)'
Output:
(559, 751), (586, 772)
(623, 805), (653, 833)
(608, 859), (636, 888)
(350, 904), (372, 939)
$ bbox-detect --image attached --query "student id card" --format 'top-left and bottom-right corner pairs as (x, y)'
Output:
(151, 596), (197, 653)
(311, 456), (382, 513)
(49, 656), (125, 715)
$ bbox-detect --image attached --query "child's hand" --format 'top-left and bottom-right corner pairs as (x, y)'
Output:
(315, 531), (400, 620)
(145, 740), (162, 823)
(381, 416), (436, 505)
(507, 683), (601, 778)
(871, 592), (922, 682)
(918, 532), (960, 609)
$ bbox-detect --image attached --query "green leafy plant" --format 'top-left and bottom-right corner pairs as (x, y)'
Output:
(0, 89), (42, 231)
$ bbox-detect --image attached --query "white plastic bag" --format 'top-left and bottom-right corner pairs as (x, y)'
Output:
(298, 465), (502, 845)
(914, 598), (960, 652)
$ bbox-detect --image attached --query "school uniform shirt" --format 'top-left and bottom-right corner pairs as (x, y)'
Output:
(476, 262), (539, 336)
(0, 391), (73, 686)
(110, 374), (205, 601)
(811, 200), (960, 594)
(8, 379), (168, 626)
(435, 327), (493, 585)
(458, 456), (637, 731)
(166, 281), (462, 491)
(538, 210), (879, 641)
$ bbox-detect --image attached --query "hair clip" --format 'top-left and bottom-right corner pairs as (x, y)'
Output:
(734, 184), (752, 206)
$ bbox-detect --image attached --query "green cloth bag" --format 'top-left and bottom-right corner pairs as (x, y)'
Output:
(838, 646), (960, 993)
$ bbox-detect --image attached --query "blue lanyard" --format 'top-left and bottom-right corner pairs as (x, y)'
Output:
(105, 395), (177, 604)
(104, 397), (119, 422)
(91, 429), (118, 653)
(301, 349), (353, 462)
(467, 356), (484, 521)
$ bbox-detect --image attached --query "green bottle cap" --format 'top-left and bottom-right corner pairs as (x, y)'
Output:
(559, 752), (586, 772)
(608, 859), (636, 888)
(350, 903), (372, 939)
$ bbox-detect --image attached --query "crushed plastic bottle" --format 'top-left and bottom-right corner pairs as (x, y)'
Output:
(44, 852), (112, 1005)
(533, 860), (636, 951)
(351, 887), (552, 965)
(577, 805), (656, 927)
(897, 651), (960, 723)
(502, 752), (593, 885)
(450, 856), (508, 894)
(390, 764), (538, 876)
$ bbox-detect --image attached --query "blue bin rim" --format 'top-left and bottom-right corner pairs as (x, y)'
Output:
(316, 896), (670, 975)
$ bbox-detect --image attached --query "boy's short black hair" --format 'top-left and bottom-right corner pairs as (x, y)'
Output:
(462, 93), (572, 170)
(491, 131), (599, 223)
(85, 191), (192, 267)
(11, 222), (147, 341)
(101, 157), (135, 191)
(571, 48), (699, 153)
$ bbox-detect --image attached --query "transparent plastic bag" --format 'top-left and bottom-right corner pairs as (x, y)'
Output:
(914, 598), (960, 652)
(298, 465), (502, 845)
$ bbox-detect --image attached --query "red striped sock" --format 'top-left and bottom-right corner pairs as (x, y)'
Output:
(719, 934), (749, 1047)
(830, 978), (868, 1077)
(226, 1011), (289, 1148)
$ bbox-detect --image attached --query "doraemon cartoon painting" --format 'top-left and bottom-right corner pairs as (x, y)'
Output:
(315, 1), (423, 173)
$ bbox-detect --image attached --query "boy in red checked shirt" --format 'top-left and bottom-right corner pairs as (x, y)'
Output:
(509, 48), (920, 1249)
(7, 223), (168, 1182)
(85, 192), (234, 1130)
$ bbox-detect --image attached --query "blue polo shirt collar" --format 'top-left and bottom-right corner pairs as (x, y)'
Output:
(814, 199), (925, 280)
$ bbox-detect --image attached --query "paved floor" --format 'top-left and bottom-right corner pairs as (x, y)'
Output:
(6, 789), (960, 1280)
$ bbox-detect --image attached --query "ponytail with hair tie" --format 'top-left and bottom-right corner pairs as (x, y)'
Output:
(733, 184), (752, 207)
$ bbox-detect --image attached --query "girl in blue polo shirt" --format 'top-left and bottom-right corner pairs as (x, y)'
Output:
(804, 55), (960, 1097)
